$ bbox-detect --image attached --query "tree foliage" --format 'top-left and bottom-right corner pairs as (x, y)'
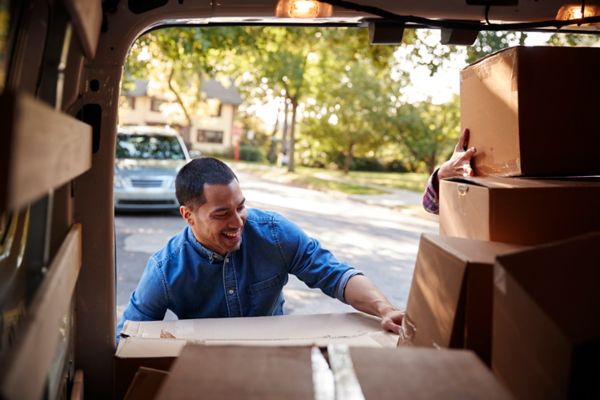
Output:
(466, 31), (527, 63)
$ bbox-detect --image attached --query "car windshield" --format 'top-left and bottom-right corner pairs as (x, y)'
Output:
(116, 134), (185, 160)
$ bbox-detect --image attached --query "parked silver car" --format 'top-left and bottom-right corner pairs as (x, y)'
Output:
(114, 126), (191, 211)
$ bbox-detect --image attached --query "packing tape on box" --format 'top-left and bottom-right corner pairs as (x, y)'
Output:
(312, 345), (366, 400)
(328, 344), (366, 400)
(312, 347), (335, 400)
(494, 266), (507, 295)
(397, 315), (416, 346)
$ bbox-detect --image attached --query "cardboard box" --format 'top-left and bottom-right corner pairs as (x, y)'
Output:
(115, 313), (397, 398)
(401, 234), (522, 364)
(123, 367), (168, 400)
(492, 233), (600, 400)
(440, 176), (600, 245)
(350, 347), (514, 399)
(156, 345), (315, 400)
(114, 338), (179, 400)
(460, 46), (600, 177)
(155, 344), (513, 400)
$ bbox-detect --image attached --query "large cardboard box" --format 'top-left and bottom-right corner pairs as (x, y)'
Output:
(440, 176), (600, 245)
(401, 234), (522, 364)
(350, 347), (514, 400)
(155, 344), (514, 400)
(460, 46), (600, 177)
(115, 313), (397, 399)
(492, 233), (600, 400)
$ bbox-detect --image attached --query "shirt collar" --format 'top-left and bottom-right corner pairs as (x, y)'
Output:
(185, 226), (225, 263)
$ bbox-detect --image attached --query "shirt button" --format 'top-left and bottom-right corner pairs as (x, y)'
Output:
(224, 258), (229, 263)
(228, 288), (235, 295)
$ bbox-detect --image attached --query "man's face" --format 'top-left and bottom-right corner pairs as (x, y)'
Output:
(180, 180), (247, 256)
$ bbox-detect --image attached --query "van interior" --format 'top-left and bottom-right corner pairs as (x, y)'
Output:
(1, 1), (599, 399)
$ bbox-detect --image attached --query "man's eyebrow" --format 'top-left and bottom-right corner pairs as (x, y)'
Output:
(210, 198), (246, 214)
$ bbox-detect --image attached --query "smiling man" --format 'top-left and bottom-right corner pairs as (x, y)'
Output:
(116, 157), (403, 338)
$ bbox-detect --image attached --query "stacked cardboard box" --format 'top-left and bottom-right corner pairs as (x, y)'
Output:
(152, 344), (513, 400)
(492, 233), (600, 400)
(402, 234), (522, 364)
(404, 46), (600, 399)
(114, 312), (398, 399)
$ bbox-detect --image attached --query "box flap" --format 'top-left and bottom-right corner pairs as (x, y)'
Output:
(116, 337), (187, 359)
(120, 312), (398, 350)
(123, 367), (168, 400)
(155, 345), (314, 400)
(351, 347), (514, 399)
(424, 234), (523, 264)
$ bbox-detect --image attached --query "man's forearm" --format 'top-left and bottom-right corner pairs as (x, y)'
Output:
(344, 274), (396, 317)
(344, 274), (403, 333)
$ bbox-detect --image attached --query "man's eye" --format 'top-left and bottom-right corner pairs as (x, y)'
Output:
(237, 205), (245, 211)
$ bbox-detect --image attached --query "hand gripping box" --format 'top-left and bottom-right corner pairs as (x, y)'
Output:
(460, 46), (600, 177)
(440, 176), (600, 245)
(400, 234), (522, 364)
(492, 233), (600, 400)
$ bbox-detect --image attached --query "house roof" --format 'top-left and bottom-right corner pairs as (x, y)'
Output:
(201, 79), (243, 105)
(123, 78), (242, 105)
(124, 79), (150, 97)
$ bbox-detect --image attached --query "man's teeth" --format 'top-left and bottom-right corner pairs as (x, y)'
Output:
(223, 231), (238, 238)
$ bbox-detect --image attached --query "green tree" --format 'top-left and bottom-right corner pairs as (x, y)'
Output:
(296, 27), (401, 173)
(125, 27), (252, 141)
(546, 32), (600, 46)
(466, 31), (527, 63)
(385, 97), (460, 173)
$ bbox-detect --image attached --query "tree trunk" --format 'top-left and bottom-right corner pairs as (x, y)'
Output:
(343, 142), (354, 175)
(168, 67), (193, 143)
(267, 105), (280, 164)
(287, 97), (298, 173)
(281, 94), (289, 158)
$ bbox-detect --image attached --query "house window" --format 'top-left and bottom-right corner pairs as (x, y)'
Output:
(118, 96), (136, 110)
(197, 130), (224, 144)
(150, 98), (166, 112)
(206, 98), (222, 117)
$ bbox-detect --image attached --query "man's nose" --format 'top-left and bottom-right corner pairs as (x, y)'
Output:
(230, 211), (244, 227)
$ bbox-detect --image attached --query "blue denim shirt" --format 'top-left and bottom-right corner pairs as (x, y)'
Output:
(117, 208), (362, 336)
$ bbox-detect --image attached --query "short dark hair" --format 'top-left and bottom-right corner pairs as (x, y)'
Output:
(175, 157), (238, 208)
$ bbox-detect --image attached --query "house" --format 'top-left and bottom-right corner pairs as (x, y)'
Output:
(119, 78), (243, 153)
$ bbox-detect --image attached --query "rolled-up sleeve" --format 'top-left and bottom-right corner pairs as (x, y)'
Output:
(274, 214), (362, 303)
(422, 169), (440, 215)
(335, 269), (364, 303)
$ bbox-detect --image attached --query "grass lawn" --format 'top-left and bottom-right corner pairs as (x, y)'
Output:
(229, 161), (429, 195)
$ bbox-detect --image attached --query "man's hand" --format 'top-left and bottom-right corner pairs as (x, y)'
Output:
(380, 308), (404, 334)
(438, 128), (477, 180)
(344, 275), (404, 334)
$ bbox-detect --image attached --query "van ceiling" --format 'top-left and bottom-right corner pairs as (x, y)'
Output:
(118, 0), (600, 34)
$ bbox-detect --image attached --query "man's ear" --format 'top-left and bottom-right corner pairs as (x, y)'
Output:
(179, 205), (192, 225)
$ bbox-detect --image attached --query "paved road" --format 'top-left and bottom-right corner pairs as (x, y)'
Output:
(116, 169), (438, 321)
